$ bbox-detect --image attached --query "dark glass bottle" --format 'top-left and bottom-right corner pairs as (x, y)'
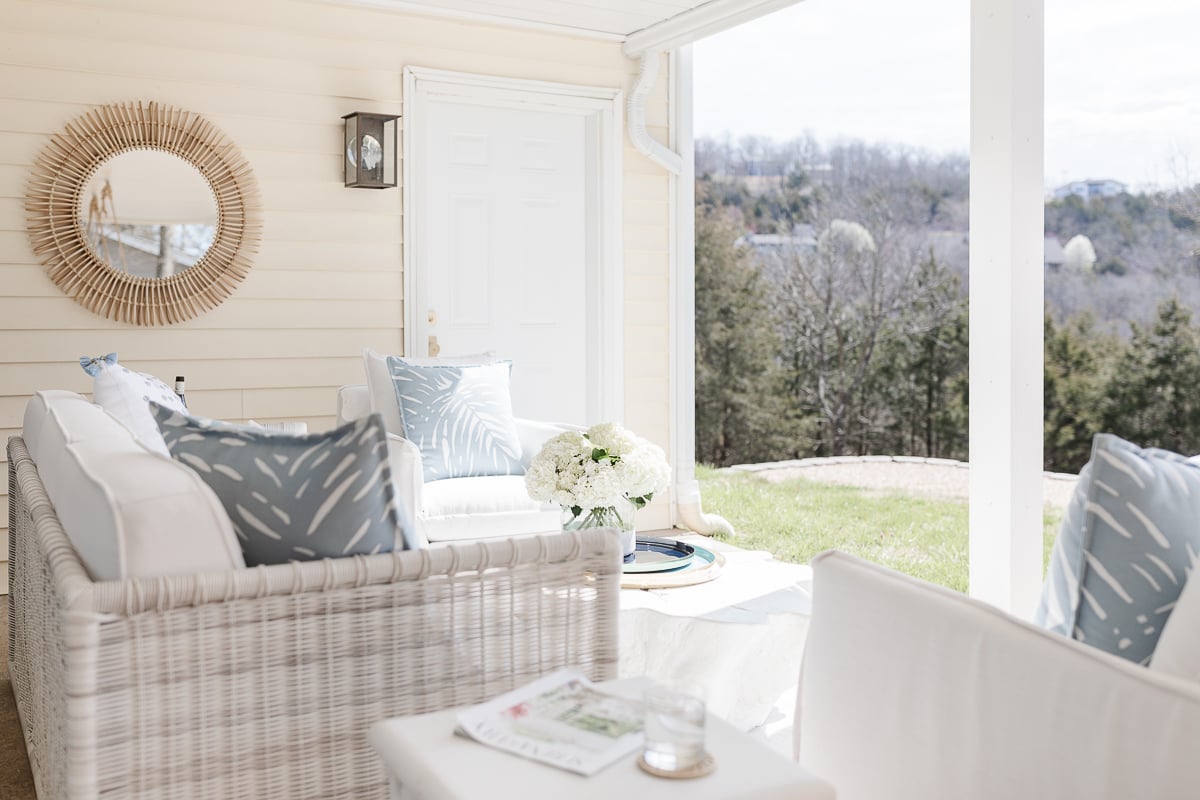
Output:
(174, 375), (188, 409)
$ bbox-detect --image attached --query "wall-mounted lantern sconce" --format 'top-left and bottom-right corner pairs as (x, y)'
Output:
(342, 112), (399, 188)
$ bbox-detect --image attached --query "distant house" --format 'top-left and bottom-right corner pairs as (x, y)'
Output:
(735, 223), (818, 255)
(1044, 234), (1066, 269)
(1053, 179), (1127, 201)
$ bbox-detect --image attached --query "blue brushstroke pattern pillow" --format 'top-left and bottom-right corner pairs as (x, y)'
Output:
(152, 404), (419, 566)
(386, 357), (524, 482)
(1035, 433), (1200, 664)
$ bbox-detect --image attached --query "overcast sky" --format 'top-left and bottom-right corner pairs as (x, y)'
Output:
(693, 0), (1200, 191)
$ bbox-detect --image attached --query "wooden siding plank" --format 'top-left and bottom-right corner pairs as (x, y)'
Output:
(0, 328), (403, 363)
(1, 357), (364, 396)
(0, 265), (401, 299)
(0, 298), (403, 330)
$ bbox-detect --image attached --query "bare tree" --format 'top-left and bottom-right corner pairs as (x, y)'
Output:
(774, 197), (928, 455)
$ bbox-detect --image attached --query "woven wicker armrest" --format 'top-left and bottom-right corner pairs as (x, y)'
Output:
(7, 435), (621, 800)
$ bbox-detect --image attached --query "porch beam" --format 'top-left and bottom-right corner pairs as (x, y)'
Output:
(624, 0), (804, 57)
(968, 0), (1044, 616)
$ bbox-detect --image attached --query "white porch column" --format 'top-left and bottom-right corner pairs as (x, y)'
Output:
(969, 0), (1044, 616)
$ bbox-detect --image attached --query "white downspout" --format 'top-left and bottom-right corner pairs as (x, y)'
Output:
(665, 45), (736, 537)
(628, 50), (684, 175)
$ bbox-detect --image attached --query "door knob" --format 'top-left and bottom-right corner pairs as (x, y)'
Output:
(428, 335), (440, 357)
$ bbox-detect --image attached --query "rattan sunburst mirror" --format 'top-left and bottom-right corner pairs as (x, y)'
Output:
(26, 100), (262, 326)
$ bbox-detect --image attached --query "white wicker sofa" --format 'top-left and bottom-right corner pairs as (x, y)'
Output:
(7, 389), (620, 800)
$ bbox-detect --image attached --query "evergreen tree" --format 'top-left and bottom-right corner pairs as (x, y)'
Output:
(694, 194), (794, 466)
(1101, 298), (1200, 454)
(1043, 312), (1111, 472)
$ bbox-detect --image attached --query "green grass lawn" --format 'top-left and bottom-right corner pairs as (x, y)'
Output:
(696, 465), (1062, 593)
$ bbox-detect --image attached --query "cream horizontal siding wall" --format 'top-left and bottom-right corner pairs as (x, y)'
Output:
(0, 0), (675, 583)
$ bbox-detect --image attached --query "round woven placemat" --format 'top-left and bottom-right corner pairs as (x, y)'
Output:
(620, 549), (725, 590)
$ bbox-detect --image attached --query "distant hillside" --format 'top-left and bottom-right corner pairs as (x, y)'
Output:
(697, 134), (1200, 336)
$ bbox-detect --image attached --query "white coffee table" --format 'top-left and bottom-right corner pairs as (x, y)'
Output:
(620, 534), (813, 733)
(369, 678), (835, 800)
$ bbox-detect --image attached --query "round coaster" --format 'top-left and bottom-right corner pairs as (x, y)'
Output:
(636, 751), (716, 779)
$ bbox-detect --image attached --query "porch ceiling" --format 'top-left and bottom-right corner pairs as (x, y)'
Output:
(327, 0), (804, 52)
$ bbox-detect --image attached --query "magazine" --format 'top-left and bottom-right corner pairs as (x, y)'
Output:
(455, 669), (645, 776)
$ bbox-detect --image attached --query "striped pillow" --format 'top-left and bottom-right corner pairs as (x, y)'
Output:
(152, 404), (419, 566)
(1035, 433), (1200, 664)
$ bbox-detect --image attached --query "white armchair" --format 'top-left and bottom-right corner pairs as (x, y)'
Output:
(337, 384), (575, 544)
(796, 551), (1200, 800)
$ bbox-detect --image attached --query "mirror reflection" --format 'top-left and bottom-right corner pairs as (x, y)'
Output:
(79, 150), (218, 279)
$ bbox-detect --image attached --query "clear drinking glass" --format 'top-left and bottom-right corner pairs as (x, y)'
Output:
(642, 684), (707, 772)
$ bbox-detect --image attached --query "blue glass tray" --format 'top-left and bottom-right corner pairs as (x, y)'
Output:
(624, 537), (698, 574)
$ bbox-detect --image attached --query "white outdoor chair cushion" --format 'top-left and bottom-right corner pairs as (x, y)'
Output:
(23, 390), (243, 581)
(799, 550), (1200, 800)
(423, 475), (550, 516)
(1150, 558), (1200, 682)
(421, 508), (563, 544)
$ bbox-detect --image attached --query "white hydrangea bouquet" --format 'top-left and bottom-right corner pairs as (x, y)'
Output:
(525, 422), (670, 560)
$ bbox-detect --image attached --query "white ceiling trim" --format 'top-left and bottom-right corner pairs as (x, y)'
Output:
(313, 0), (805, 47)
(624, 0), (805, 54)
(311, 0), (627, 41)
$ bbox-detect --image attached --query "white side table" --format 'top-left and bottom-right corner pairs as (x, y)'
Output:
(369, 678), (835, 800)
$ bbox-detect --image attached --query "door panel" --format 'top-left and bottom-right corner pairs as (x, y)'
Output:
(417, 100), (588, 424)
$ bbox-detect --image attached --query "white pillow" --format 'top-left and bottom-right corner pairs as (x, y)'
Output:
(81, 353), (186, 456)
(1150, 567), (1200, 682)
(362, 347), (498, 438)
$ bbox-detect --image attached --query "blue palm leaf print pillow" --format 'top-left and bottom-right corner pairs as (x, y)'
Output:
(386, 357), (524, 482)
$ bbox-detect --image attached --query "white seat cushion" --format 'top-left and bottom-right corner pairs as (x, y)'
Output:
(422, 509), (563, 543)
(420, 475), (560, 543)
(24, 391), (244, 581)
(422, 475), (547, 516)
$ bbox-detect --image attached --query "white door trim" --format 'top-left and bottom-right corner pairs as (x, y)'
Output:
(403, 66), (624, 424)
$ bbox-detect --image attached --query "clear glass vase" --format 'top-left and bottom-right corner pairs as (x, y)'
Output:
(562, 496), (637, 563)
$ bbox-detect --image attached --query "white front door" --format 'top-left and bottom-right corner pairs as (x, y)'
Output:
(417, 102), (587, 423)
(404, 67), (624, 428)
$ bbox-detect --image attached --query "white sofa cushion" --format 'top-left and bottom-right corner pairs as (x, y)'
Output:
(23, 391), (244, 581)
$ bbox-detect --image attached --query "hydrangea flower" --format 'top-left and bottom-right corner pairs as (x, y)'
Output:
(525, 423), (671, 517)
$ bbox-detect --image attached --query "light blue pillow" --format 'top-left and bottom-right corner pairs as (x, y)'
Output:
(386, 357), (524, 482)
(1035, 433), (1200, 664)
(152, 404), (419, 566)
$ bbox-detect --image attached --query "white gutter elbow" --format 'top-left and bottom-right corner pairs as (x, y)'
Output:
(628, 50), (683, 175)
(675, 480), (736, 537)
